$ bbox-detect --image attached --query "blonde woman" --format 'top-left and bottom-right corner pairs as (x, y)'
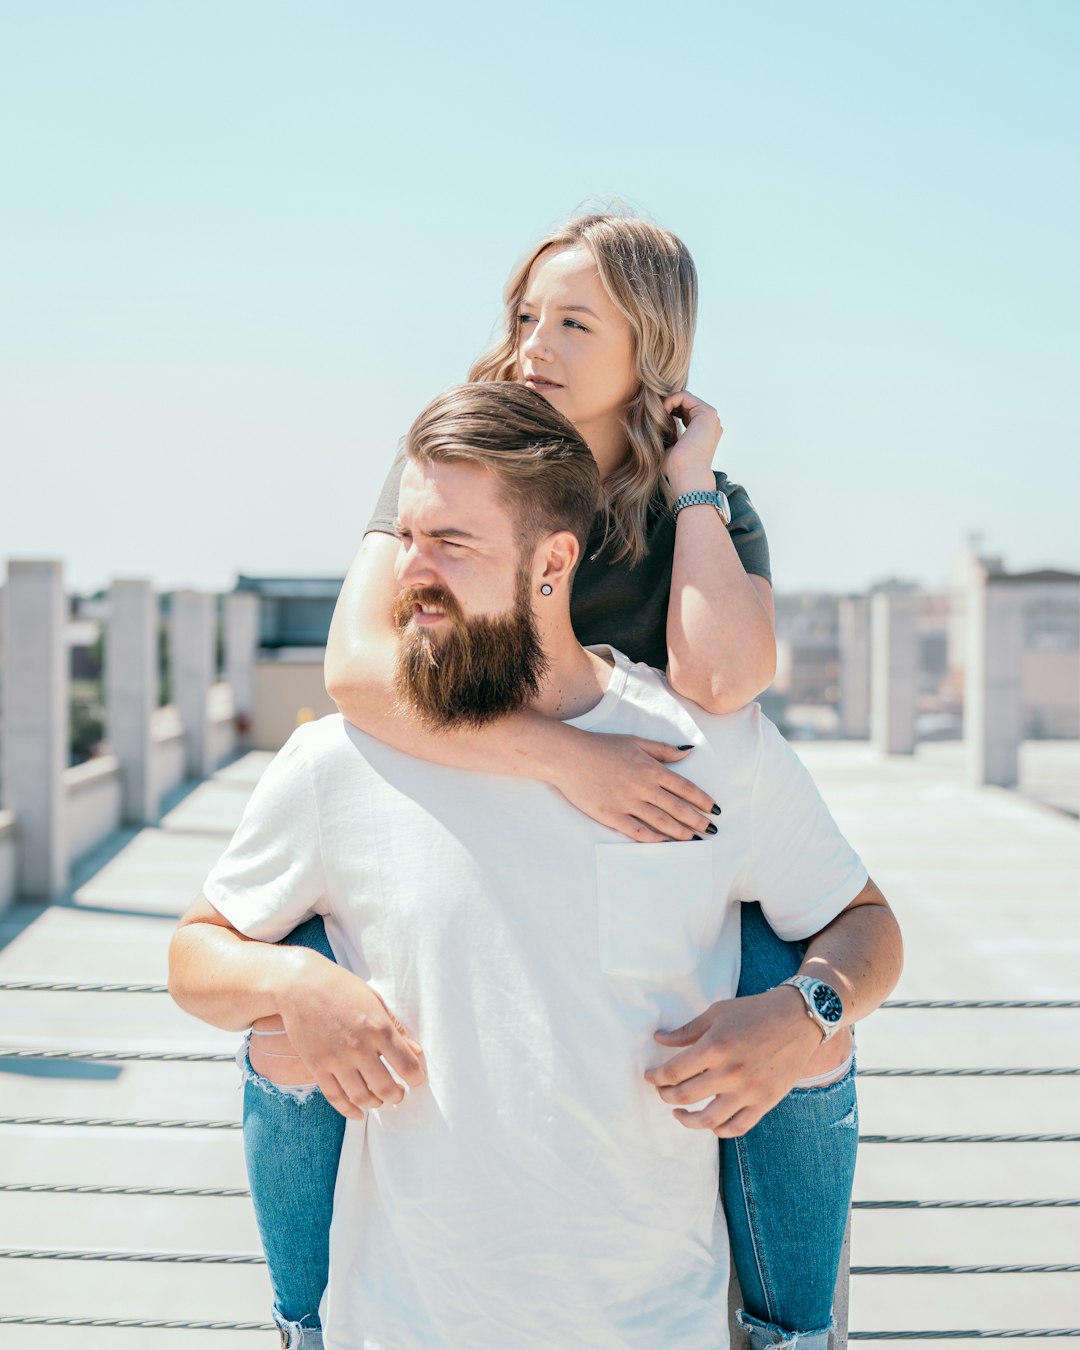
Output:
(242, 215), (856, 1350)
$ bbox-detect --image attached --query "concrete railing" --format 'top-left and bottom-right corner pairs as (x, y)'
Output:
(0, 811), (16, 913)
(151, 705), (187, 804)
(1, 562), (245, 909)
(62, 755), (123, 864)
(207, 683), (237, 771)
(840, 576), (1079, 784)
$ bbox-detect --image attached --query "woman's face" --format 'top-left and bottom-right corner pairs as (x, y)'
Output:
(515, 245), (638, 471)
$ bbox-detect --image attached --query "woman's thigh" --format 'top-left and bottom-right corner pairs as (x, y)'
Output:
(242, 915), (346, 1334)
(721, 902), (857, 1339)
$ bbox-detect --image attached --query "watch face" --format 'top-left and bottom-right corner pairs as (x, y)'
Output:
(811, 983), (844, 1024)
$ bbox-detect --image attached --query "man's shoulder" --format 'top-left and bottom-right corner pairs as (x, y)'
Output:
(274, 713), (366, 773)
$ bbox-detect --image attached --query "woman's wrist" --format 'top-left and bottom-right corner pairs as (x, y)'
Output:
(665, 462), (717, 498)
(516, 715), (583, 789)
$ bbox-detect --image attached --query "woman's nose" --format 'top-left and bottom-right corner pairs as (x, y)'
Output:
(521, 319), (551, 362)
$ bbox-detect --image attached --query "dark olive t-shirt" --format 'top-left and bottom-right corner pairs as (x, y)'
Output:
(366, 457), (771, 672)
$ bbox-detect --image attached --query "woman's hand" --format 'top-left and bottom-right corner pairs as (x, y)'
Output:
(548, 729), (719, 843)
(662, 390), (723, 492)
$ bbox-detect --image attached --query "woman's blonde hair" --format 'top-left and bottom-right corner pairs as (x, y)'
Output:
(468, 213), (698, 565)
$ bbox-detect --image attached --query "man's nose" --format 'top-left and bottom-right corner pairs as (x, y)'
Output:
(396, 543), (437, 590)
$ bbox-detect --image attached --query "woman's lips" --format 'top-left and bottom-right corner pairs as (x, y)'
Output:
(524, 376), (563, 390)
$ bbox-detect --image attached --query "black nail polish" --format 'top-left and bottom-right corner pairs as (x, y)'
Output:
(692, 834), (703, 841)
(711, 804), (721, 816)
(677, 744), (694, 751)
(706, 822), (718, 835)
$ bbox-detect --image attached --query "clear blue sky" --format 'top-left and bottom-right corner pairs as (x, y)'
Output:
(3, 0), (1077, 595)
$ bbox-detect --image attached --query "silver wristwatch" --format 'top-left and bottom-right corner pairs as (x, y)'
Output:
(782, 975), (844, 1042)
(672, 488), (731, 525)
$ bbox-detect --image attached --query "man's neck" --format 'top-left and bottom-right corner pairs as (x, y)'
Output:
(530, 632), (615, 721)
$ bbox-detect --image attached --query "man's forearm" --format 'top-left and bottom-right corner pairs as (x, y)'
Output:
(793, 880), (904, 1027)
(168, 912), (322, 1032)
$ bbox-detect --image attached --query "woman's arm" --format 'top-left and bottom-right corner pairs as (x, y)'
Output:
(662, 392), (777, 714)
(324, 532), (718, 842)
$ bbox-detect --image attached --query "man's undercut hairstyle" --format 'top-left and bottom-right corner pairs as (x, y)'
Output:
(405, 383), (601, 560)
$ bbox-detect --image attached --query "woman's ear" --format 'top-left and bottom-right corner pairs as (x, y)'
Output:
(535, 530), (581, 596)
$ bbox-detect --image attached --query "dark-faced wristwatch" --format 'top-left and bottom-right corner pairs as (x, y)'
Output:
(782, 975), (844, 1042)
(672, 488), (731, 525)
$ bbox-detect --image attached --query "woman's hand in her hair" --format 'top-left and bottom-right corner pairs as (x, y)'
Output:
(662, 390), (724, 493)
(550, 729), (718, 842)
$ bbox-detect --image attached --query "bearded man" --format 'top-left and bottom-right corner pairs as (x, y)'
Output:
(169, 383), (902, 1350)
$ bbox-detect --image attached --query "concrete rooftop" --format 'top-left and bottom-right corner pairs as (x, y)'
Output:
(1, 739), (1078, 1347)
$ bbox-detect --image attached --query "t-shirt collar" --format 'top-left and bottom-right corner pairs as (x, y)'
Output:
(564, 645), (630, 729)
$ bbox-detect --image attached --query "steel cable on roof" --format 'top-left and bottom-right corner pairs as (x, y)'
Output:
(0, 1314), (274, 1330)
(1, 983), (1078, 1009)
(851, 1263), (1080, 1275)
(0, 1182), (249, 1197)
(0, 1247), (263, 1264)
(5, 1116), (1079, 1141)
(6, 1047), (1080, 1076)
(848, 1333), (1080, 1341)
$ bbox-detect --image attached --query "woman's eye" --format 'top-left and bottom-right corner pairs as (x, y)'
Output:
(516, 313), (535, 326)
(563, 318), (588, 332)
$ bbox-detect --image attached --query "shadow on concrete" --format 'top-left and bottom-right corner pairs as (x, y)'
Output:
(0, 1059), (124, 1081)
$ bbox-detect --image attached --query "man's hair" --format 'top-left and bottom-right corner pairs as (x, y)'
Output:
(405, 383), (601, 559)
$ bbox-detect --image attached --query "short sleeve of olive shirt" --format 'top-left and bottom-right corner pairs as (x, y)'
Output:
(365, 455), (771, 671)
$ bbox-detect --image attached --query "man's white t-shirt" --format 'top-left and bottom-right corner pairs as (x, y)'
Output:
(205, 648), (867, 1350)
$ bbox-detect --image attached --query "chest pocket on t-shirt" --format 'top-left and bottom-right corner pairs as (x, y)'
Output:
(595, 842), (714, 981)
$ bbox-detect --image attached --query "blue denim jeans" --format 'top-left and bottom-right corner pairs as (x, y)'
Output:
(243, 905), (856, 1349)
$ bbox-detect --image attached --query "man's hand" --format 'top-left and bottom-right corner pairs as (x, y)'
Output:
(644, 987), (827, 1137)
(276, 953), (427, 1120)
(169, 897), (428, 1123)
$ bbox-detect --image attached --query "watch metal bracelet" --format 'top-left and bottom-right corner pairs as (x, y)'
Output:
(672, 488), (731, 525)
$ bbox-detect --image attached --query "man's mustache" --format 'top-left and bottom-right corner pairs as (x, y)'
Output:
(392, 586), (466, 632)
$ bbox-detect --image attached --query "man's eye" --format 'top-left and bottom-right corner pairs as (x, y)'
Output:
(394, 529), (412, 543)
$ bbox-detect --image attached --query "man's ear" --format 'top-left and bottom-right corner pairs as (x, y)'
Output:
(535, 530), (581, 595)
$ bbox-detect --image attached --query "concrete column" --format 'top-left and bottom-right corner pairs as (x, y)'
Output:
(224, 590), (259, 737)
(106, 579), (159, 824)
(966, 575), (1025, 787)
(1, 560), (68, 899)
(172, 590), (216, 779)
(838, 596), (871, 739)
(870, 592), (919, 755)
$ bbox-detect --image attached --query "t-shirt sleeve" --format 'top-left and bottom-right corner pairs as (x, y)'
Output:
(733, 714), (868, 940)
(364, 453), (407, 537)
(715, 471), (771, 585)
(202, 729), (329, 941)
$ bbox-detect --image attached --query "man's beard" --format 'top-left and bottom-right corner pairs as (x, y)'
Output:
(392, 566), (549, 729)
